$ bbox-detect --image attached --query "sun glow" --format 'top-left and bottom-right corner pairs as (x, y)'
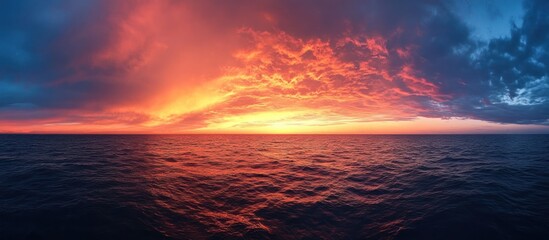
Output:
(197, 110), (325, 133)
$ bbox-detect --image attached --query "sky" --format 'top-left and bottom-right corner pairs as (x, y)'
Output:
(1, 0), (548, 134)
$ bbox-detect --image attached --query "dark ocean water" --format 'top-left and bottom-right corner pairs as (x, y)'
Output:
(0, 135), (548, 240)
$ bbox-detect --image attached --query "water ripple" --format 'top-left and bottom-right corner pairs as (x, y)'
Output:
(0, 134), (548, 239)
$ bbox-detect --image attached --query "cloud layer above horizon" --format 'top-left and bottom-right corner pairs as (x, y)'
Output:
(1, 0), (548, 133)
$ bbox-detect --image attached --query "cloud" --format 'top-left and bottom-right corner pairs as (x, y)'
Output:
(445, 0), (549, 124)
(0, 0), (548, 132)
(0, 0), (244, 123)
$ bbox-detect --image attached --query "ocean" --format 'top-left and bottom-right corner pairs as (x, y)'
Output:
(0, 134), (548, 239)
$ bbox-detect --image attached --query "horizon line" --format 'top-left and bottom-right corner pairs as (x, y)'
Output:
(2, 133), (549, 135)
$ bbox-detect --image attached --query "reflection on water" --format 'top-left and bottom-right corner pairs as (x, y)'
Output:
(0, 135), (548, 239)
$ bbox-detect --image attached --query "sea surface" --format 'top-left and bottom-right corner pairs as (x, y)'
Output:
(0, 135), (548, 239)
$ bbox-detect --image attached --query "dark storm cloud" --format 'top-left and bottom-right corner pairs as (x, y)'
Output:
(449, 0), (549, 124)
(0, 1), (117, 110)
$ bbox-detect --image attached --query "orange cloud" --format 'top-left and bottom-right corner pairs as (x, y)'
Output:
(160, 28), (452, 132)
